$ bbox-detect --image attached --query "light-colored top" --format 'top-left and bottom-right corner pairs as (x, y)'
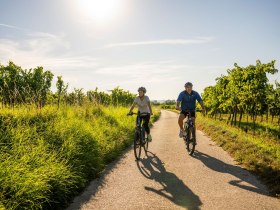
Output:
(134, 96), (150, 113)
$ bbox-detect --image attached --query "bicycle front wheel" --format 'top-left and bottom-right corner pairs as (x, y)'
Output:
(134, 130), (141, 160)
(186, 127), (196, 155)
(141, 128), (148, 153)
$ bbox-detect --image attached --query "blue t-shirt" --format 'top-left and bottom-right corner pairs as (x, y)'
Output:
(177, 90), (202, 111)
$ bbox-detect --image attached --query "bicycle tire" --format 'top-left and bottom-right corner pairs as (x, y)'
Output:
(134, 129), (141, 160)
(141, 127), (148, 152)
(186, 126), (196, 155)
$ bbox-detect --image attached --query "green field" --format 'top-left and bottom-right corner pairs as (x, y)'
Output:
(0, 105), (160, 209)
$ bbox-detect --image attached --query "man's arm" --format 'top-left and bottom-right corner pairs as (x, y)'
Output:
(196, 92), (205, 114)
(199, 101), (205, 110)
(176, 101), (181, 110)
(199, 101), (205, 115)
(176, 93), (182, 110)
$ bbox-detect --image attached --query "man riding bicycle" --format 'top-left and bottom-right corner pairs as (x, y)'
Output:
(176, 82), (205, 138)
(128, 87), (153, 142)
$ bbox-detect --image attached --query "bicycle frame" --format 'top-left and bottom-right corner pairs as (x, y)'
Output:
(132, 112), (149, 143)
(182, 110), (196, 155)
(183, 110), (194, 127)
(128, 112), (150, 160)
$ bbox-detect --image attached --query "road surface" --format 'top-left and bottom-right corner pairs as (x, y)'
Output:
(67, 110), (279, 210)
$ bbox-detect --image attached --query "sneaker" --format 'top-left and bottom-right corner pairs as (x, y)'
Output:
(147, 134), (152, 142)
(179, 129), (187, 138)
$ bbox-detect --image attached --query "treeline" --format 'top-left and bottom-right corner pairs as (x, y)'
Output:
(0, 61), (53, 108)
(202, 60), (280, 128)
(0, 61), (136, 108)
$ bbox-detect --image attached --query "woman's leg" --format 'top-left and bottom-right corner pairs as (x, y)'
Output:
(143, 115), (151, 134)
(136, 114), (142, 127)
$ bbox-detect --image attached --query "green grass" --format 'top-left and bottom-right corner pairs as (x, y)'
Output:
(0, 105), (160, 210)
(196, 114), (280, 197)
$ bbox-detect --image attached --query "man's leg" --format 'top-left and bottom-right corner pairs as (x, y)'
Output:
(178, 114), (185, 130)
(178, 113), (186, 138)
(191, 110), (196, 126)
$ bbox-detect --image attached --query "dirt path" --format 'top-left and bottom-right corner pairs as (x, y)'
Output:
(66, 110), (279, 210)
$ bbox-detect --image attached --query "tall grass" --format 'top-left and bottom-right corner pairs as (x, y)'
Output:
(0, 105), (160, 209)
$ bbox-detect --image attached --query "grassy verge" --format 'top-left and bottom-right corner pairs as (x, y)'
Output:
(0, 105), (160, 210)
(196, 114), (280, 197)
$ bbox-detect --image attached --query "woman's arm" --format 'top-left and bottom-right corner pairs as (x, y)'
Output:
(128, 103), (135, 114)
(148, 101), (153, 115)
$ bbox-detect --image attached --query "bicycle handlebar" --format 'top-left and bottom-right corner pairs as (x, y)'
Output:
(179, 109), (204, 112)
(127, 112), (137, 116)
(127, 112), (150, 116)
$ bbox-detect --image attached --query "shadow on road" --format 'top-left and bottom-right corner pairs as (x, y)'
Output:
(192, 151), (271, 197)
(137, 151), (202, 210)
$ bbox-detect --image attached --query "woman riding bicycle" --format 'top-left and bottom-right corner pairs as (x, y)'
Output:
(128, 87), (153, 142)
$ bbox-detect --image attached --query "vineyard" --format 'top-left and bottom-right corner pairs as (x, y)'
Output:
(202, 60), (280, 130)
(200, 60), (280, 195)
(0, 61), (160, 210)
(0, 61), (136, 108)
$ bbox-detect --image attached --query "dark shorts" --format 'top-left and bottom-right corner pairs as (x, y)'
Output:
(180, 110), (196, 118)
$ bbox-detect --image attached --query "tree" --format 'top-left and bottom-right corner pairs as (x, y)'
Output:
(56, 76), (68, 108)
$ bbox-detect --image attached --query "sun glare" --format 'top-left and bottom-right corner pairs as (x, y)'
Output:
(77, 0), (120, 23)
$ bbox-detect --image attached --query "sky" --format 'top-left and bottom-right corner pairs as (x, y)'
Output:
(0, 0), (280, 100)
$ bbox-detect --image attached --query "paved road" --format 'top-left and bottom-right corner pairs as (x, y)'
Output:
(67, 110), (279, 210)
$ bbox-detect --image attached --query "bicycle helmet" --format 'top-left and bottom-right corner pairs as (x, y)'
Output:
(184, 82), (193, 87)
(138, 87), (147, 93)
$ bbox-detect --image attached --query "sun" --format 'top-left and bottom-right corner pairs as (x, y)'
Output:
(77, 0), (120, 23)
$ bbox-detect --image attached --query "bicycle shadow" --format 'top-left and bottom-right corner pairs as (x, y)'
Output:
(192, 151), (271, 196)
(137, 152), (202, 210)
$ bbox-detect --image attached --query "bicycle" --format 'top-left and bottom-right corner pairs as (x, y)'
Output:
(127, 112), (150, 160)
(182, 110), (197, 156)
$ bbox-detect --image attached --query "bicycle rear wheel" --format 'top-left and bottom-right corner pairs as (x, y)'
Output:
(186, 127), (196, 155)
(134, 130), (141, 160)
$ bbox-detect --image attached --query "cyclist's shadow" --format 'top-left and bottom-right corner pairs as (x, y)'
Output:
(137, 152), (202, 210)
(192, 151), (270, 196)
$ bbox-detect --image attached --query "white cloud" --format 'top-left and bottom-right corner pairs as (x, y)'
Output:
(0, 34), (98, 71)
(92, 61), (226, 93)
(0, 23), (21, 30)
(102, 37), (213, 48)
(95, 62), (225, 76)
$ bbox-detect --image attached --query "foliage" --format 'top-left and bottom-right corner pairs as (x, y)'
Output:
(202, 60), (280, 131)
(0, 60), (159, 209)
(87, 87), (136, 106)
(0, 61), (53, 108)
(0, 105), (160, 209)
(0, 61), (136, 108)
